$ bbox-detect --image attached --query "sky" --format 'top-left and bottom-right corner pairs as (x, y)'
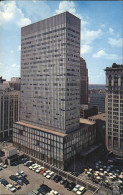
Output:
(0, 0), (122, 84)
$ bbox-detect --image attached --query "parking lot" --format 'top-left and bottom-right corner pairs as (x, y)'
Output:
(0, 163), (92, 195)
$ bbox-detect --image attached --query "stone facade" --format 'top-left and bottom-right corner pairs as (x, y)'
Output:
(105, 63), (123, 157)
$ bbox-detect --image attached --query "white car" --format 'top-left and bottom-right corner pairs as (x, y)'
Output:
(46, 174), (51, 179)
(76, 186), (86, 194)
(49, 171), (54, 176)
(29, 166), (33, 169)
(7, 184), (16, 192)
(76, 191), (82, 195)
(51, 190), (59, 195)
(19, 171), (24, 174)
(0, 163), (4, 167)
(43, 170), (50, 176)
(36, 169), (41, 173)
(3, 165), (7, 168)
(73, 184), (81, 192)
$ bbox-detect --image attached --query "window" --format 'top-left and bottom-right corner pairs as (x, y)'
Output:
(108, 75), (112, 86)
(114, 74), (118, 86)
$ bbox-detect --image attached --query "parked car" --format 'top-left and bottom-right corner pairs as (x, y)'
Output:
(1, 179), (9, 186)
(60, 178), (67, 185)
(9, 175), (18, 182)
(11, 161), (19, 166)
(21, 177), (29, 185)
(17, 180), (23, 186)
(14, 183), (21, 190)
(64, 180), (70, 188)
(20, 157), (28, 163)
(21, 172), (27, 177)
(3, 165), (7, 168)
(40, 168), (47, 175)
(7, 184), (16, 192)
(52, 175), (58, 181)
(0, 167), (3, 171)
(55, 176), (62, 183)
(38, 184), (51, 194)
(67, 182), (76, 191)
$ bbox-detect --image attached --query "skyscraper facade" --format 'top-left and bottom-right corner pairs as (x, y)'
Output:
(20, 12), (80, 134)
(105, 63), (123, 157)
(13, 12), (96, 169)
(80, 57), (88, 104)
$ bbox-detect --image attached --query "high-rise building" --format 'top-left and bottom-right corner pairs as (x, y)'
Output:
(20, 12), (80, 133)
(0, 84), (20, 141)
(80, 57), (88, 104)
(105, 63), (123, 157)
(89, 92), (105, 113)
(13, 12), (96, 169)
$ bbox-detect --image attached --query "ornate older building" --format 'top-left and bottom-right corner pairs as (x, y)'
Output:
(105, 63), (123, 158)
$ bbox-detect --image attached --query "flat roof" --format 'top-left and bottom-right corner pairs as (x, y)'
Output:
(80, 118), (95, 125)
(88, 113), (106, 121)
(16, 121), (67, 137)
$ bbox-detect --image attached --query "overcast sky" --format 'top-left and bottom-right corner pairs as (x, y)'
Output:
(0, 0), (122, 84)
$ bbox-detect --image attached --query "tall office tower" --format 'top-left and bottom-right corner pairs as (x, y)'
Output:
(13, 12), (96, 169)
(20, 12), (80, 133)
(0, 84), (20, 141)
(105, 63), (123, 158)
(80, 57), (88, 104)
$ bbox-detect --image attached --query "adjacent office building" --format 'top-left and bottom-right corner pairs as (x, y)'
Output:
(105, 63), (123, 158)
(80, 57), (88, 104)
(0, 84), (20, 141)
(13, 12), (96, 169)
(89, 92), (105, 113)
(80, 104), (98, 119)
(89, 113), (106, 146)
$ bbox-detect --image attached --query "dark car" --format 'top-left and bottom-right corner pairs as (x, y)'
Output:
(67, 182), (76, 191)
(1, 179), (9, 186)
(60, 179), (67, 185)
(20, 157), (28, 163)
(21, 178), (29, 185)
(21, 172), (27, 177)
(11, 161), (19, 166)
(64, 180), (70, 188)
(38, 184), (51, 195)
(55, 176), (62, 183)
(0, 167), (3, 171)
(52, 174), (58, 181)
(17, 180), (23, 186)
(9, 175), (18, 181)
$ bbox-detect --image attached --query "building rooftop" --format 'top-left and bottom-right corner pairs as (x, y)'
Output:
(105, 63), (123, 71)
(88, 113), (106, 121)
(16, 121), (67, 137)
(80, 118), (95, 125)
